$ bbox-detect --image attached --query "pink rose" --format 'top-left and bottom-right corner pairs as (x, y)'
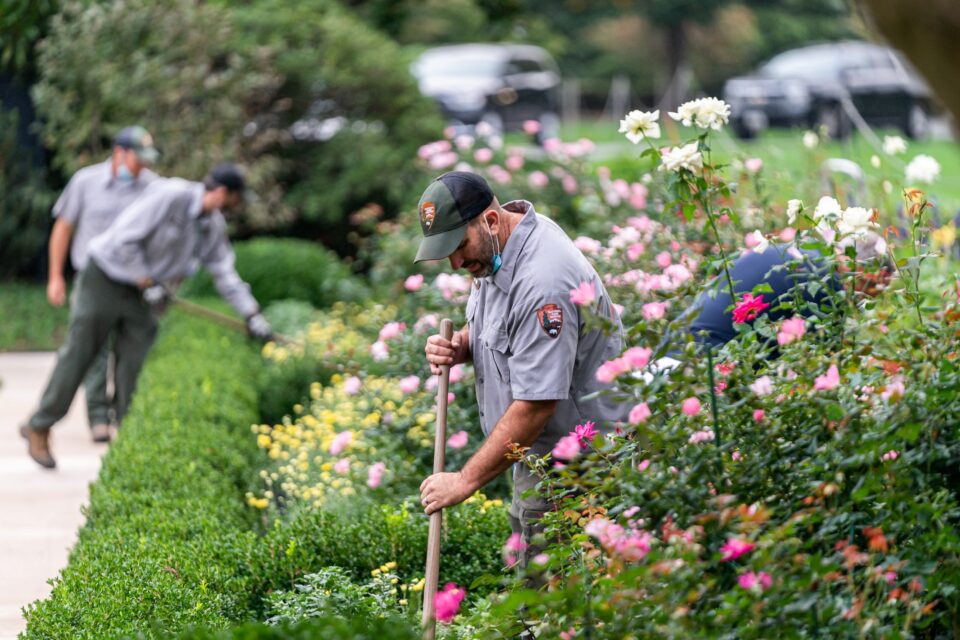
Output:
(447, 430), (468, 449)
(398, 375), (420, 394)
(623, 347), (652, 369)
(378, 321), (406, 342)
(777, 316), (806, 346)
(681, 397), (701, 416)
(569, 281), (596, 306)
(528, 170), (549, 189)
(552, 434), (581, 461)
(732, 293), (770, 324)
(334, 458), (350, 474)
(637, 459), (651, 472)
(343, 376), (362, 395)
(720, 538), (756, 561)
(434, 583), (466, 623)
(642, 301), (667, 321)
(329, 431), (353, 455)
(404, 274), (424, 292)
(473, 148), (493, 163)
(745, 157), (763, 173)
(688, 429), (715, 444)
(367, 461), (386, 489)
(629, 402), (652, 425)
(753, 409), (765, 422)
(656, 251), (672, 269)
(813, 364), (840, 391)
(449, 364), (465, 383)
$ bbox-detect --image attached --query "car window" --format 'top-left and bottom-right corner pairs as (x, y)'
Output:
(511, 58), (544, 73)
(414, 54), (505, 79)
(760, 47), (844, 80)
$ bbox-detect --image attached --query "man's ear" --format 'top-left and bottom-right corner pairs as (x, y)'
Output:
(484, 209), (500, 233)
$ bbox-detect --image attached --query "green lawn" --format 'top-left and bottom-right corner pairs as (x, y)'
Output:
(562, 118), (960, 220)
(0, 281), (69, 351)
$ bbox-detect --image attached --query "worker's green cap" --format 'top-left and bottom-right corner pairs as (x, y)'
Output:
(414, 171), (494, 263)
(114, 125), (159, 164)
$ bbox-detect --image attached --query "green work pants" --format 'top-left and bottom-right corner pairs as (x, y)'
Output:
(71, 273), (113, 428)
(29, 261), (157, 431)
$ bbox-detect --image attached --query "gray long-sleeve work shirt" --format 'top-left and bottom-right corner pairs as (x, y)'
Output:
(88, 177), (259, 318)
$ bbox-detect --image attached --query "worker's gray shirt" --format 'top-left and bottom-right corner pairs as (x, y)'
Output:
(53, 160), (157, 269)
(88, 178), (259, 318)
(466, 200), (630, 512)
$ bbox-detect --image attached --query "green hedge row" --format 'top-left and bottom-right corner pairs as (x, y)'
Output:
(180, 238), (368, 310)
(164, 615), (419, 640)
(22, 310), (264, 639)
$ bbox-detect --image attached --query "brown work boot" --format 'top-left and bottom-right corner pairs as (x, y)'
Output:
(20, 424), (56, 469)
(91, 423), (112, 443)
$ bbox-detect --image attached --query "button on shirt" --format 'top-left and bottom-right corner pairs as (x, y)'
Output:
(466, 200), (631, 503)
(88, 178), (258, 318)
(53, 160), (157, 270)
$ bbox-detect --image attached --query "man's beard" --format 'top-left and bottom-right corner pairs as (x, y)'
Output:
(466, 231), (497, 278)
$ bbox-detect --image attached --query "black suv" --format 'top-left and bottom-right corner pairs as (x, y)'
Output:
(723, 41), (934, 139)
(411, 43), (561, 136)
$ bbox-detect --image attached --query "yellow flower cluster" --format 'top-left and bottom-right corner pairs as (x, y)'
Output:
(248, 372), (429, 510)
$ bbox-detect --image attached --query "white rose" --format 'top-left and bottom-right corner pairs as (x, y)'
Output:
(786, 199), (802, 225)
(668, 101), (698, 127)
(836, 206), (877, 238)
(814, 196), (842, 221)
(905, 154), (940, 184)
(747, 230), (770, 254)
(668, 98), (730, 130)
(658, 141), (703, 173)
(618, 109), (661, 143)
(802, 131), (819, 149)
(882, 135), (907, 156)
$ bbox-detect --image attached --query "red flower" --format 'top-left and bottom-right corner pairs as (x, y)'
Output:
(731, 293), (770, 324)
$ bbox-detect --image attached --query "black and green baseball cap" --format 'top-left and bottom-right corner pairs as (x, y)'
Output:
(114, 125), (159, 164)
(414, 171), (494, 263)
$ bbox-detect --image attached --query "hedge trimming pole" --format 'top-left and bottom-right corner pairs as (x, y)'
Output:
(422, 318), (453, 639)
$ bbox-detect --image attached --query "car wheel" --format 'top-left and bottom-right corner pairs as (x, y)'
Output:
(815, 102), (850, 140)
(731, 119), (756, 140)
(904, 102), (930, 140)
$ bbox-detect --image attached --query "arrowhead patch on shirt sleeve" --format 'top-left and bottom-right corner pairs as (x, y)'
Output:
(536, 303), (563, 339)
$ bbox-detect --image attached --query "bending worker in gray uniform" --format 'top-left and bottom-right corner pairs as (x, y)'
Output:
(46, 125), (159, 443)
(21, 163), (273, 469)
(416, 171), (630, 562)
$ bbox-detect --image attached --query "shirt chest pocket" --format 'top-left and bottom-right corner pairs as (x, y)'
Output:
(480, 320), (511, 384)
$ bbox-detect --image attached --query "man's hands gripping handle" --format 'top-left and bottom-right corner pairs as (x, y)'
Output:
(424, 325), (470, 375)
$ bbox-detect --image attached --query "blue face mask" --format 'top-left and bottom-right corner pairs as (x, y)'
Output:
(486, 219), (502, 275)
(116, 162), (134, 184)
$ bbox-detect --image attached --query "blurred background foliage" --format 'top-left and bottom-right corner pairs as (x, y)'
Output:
(0, 0), (893, 280)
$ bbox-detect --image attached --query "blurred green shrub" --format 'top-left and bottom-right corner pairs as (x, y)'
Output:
(181, 238), (368, 309)
(164, 615), (418, 639)
(0, 106), (55, 278)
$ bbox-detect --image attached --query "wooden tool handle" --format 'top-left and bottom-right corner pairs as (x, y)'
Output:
(422, 318), (453, 638)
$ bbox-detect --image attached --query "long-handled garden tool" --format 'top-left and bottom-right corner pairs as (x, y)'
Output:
(422, 318), (453, 640)
(170, 295), (299, 346)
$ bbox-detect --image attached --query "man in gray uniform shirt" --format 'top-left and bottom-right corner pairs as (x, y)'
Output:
(416, 171), (629, 560)
(20, 163), (273, 469)
(46, 125), (159, 443)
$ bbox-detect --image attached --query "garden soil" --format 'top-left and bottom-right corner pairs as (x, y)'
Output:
(0, 352), (103, 639)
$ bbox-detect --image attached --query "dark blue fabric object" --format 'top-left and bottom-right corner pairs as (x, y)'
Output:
(687, 245), (834, 348)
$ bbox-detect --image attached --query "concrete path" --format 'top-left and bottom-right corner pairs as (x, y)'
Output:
(0, 353), (105, 639)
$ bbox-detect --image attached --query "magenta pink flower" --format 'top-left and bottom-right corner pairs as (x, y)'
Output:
(614, 531), (653, 561)
(732, 293), (770, 324)
(777, 316), (806, 346)
(642, 301), (668, 321)
(814, 364), (841, 391)
(881, 449), (899, 462)
(569, 281), (597, 306)
(447, 430), (468, 449)
(404, 274), (424, 292)
(623, 347), (652, 369)
(627, 242), (645, 261)
(448, 364), (464, 383)
(523, 119), (541, 135)
(574, 421), (598, 447)
(559, 627), (576, 640)
(637, 459), (651, 472)
(329, 431), (353, 455)
(552, 434), (581, 461)
(398, 375), (420, 394)
(753, 409), (765, 422)
(656, 251), (672, 268)
(738, 570), (772, 590)
(502, 532), (528, 567)
(366, 461), (386, 489)
(720, 538), (756, 562)
(681, 397), (701, 416)
(434, 583), (466, 623)
(343, 376), (362, 395)
(629, 402), (652, 425)
(334, 458), (350, 474)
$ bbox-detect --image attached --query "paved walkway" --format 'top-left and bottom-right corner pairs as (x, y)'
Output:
(0, 353), (105, 639)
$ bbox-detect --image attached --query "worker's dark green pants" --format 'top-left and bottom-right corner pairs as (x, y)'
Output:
(29, 261), (157, 431)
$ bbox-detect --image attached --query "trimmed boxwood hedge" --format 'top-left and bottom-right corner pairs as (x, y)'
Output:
(163, 615), (418, 639)
(22, 309), (264, 639)
(180, 238), (368, 309)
